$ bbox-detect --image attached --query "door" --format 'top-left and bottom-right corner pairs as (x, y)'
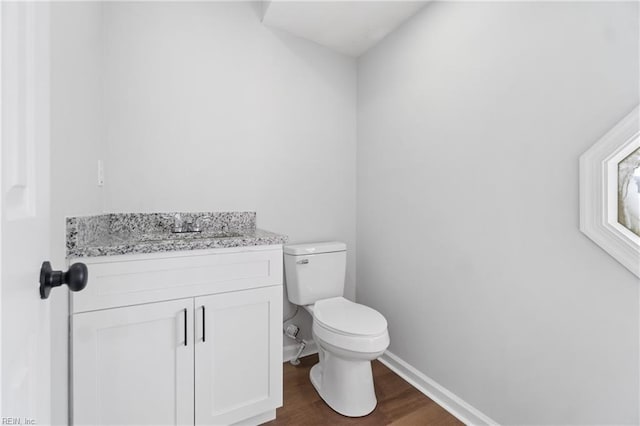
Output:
(1, 2), (52, 423)
(72, 299), (195, 425)
(195, 286), (283, 425)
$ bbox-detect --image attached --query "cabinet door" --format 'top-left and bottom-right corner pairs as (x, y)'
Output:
(72, 299), (195, 425)
(195, 286), (283, 425)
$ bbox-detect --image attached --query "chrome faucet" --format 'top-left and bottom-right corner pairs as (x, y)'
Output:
(183, 216), (195, 232)
(172, 213), (204, 233)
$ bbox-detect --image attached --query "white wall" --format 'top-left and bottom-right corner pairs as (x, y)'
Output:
(50, 3), (105, 424)
(52, 1), (357, 353)
(48, 2), (354, 422)
(357, 2), (639, 424)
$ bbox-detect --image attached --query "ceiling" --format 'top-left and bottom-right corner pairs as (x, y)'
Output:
(261, 1), (429, 57)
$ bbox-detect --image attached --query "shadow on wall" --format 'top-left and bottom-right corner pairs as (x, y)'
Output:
(282, 274), (314, 349)
(260, 25), (357, 100)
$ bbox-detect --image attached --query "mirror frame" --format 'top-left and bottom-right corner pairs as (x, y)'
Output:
(580, 105), (640, 278)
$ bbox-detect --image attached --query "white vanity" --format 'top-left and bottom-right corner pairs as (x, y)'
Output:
(67, 212), (286, 425)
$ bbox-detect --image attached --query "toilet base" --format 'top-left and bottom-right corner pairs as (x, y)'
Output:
(309, 363), (322, 396)
(309, 348), (378, 417)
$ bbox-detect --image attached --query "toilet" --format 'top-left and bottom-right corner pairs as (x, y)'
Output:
(283, 242), (390, 417)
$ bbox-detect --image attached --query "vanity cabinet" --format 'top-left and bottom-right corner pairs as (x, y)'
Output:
(70, 246), (283, 426)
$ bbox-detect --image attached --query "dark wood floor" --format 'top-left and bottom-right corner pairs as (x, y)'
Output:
(266, 354), (463, 426)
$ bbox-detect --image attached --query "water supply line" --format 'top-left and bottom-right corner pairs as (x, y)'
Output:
(284, 323), (307, 366)
(291, 340), (306, 366)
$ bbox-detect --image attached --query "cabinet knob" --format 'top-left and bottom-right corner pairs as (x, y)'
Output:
(39, 261), (88, 299)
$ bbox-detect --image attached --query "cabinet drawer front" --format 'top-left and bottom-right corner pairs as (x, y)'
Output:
(72, 247), (283, 313)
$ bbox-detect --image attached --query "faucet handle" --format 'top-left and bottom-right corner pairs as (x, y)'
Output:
(173, 213), (183, 233)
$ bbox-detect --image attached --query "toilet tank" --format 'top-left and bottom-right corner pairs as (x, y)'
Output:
(283, 242), (347, 305)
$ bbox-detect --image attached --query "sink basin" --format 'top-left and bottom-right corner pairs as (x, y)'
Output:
(133, 231), (245, 243)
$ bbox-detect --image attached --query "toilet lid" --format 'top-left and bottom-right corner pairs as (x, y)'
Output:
(314, 297), (387, 337)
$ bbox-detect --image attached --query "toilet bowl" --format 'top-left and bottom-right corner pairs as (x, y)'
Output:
(284, 242), (390, 417)
(305, 297), (389, 417)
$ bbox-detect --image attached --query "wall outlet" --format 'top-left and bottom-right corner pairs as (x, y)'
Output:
(97, 160), (104, 186)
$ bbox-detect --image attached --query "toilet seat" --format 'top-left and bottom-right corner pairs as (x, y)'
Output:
(312, 297), (389, 354)
(314, 297), (387, 336)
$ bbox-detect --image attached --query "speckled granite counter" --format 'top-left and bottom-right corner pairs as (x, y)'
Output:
(66, 212), (288, 258)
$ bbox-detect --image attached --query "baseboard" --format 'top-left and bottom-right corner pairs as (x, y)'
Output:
(283, 340), (318, 363)
(378, 350), (498, 426)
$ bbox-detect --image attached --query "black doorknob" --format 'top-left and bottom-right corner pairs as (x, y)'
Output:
(39, 261), (88, 299)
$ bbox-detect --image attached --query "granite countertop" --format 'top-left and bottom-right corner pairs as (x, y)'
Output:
(66, 212), (288, 258)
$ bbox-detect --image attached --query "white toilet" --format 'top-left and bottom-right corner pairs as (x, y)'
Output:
(283, 242), (390, 417)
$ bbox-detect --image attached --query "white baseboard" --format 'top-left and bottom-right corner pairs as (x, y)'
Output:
(283, 340), (318, 363)
(378, 350), (498, 426)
